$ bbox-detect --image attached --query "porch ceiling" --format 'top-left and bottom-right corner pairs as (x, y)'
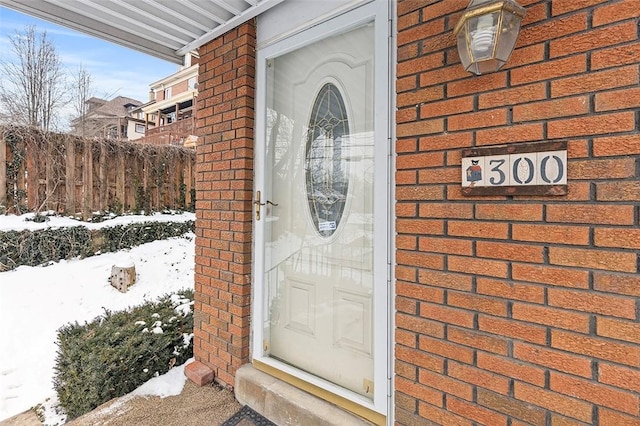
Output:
(0, 0), (284, 64)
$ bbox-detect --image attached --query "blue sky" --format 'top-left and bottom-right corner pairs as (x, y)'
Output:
(0, 6), (178, 105)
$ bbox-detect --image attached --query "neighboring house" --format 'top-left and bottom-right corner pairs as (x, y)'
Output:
(125, 102), (150, 141)
(7, 1), (640, 425)
(133, 54), (199, 147)
(70, 96), (142, 140)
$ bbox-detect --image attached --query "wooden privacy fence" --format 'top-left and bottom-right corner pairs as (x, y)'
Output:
(0, 125), (195, 217)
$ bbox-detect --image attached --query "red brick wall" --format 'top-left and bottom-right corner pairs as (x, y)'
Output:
(172, 79), (189, 96)
(396, 1), (639, 425)
(193, 20), (256, 387)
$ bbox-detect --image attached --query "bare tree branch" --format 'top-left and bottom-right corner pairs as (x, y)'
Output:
(0, 25), (66, 131)
(68, 63), (94, 137)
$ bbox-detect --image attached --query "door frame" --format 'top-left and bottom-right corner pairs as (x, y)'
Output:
(252, 0), (392, 420)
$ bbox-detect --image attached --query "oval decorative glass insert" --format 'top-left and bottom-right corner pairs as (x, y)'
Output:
(305, 83), (350, 238)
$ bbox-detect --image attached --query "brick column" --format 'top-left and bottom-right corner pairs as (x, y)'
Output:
(193, 20), (256, 387)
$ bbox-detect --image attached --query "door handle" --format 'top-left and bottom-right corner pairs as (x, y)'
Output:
(254, 191), (278, 221)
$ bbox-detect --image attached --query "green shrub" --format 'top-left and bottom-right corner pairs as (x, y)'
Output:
(53, 290), (194, 420)
(0, 226), (93, 271)
(97, 220), (194, 253)
(0, 220), (194, 271)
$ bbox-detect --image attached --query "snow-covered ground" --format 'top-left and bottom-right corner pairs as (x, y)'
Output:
(0, 212), (196, 423)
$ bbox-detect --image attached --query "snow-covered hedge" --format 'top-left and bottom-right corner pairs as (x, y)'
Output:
(0, 220), (194, 271)
(53, 290), (194, 420)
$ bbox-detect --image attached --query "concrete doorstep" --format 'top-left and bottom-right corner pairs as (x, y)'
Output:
(0, 410), (42, 426)
(235, 364), (374, 426)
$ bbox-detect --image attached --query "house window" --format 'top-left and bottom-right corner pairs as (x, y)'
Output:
(135, 124), (145, 133)
(164, 87), (172, 99)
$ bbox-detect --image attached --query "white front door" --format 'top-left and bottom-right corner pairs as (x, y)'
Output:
(254, 1), (390, 416)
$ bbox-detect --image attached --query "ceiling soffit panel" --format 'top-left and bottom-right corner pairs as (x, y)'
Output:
(0, 0), (284, 64)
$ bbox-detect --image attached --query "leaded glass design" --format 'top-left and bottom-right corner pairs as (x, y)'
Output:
(305, 83), (350, 237)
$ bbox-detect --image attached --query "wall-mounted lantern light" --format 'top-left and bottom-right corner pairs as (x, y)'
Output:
(454, 0), (526, 75)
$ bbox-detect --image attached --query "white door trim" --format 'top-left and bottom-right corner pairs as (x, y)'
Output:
(252, 0), (391, 418)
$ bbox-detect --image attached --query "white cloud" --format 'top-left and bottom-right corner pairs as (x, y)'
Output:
(60, 52), (177, 101)
(59, 51), (111, 69)
(0, 37), (10, 59)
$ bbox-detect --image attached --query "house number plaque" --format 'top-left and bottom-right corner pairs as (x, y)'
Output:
(461, 141), (568, 196)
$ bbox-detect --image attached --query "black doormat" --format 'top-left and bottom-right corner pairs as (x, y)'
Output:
(221, 405), (277, 426)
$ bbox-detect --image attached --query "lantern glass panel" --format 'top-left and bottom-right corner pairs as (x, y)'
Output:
(495, 11), (522, 62)
(469, 13), (498, 61)
(474, 58), (504, 75)
(456, 27), (472, 71)
(468, 0), (497, 7)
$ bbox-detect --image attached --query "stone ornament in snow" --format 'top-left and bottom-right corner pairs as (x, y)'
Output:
(110, 260), (137, 292)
